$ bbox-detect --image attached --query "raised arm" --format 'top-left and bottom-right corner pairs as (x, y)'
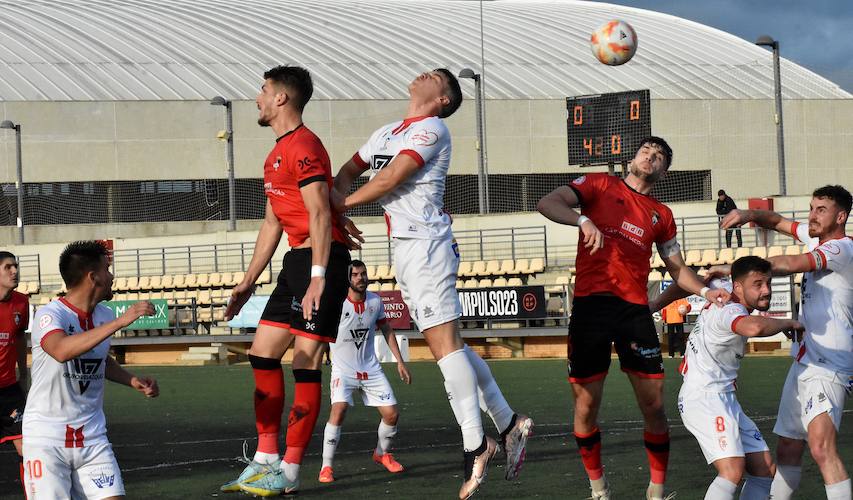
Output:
(662, 252), (729, 305)
(720, 209), (796, 237)
(537, 186), (603, 254)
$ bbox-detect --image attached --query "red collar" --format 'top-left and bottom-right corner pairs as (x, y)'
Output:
(59, 297), (92, 319)
(391, 115), (432, 135)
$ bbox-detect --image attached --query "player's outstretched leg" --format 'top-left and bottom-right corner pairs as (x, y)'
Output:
(374, 406), (404, 473)
(462, 345), (533, 480)
(240, 368), (321, 496)
(221, 354), (284, 492)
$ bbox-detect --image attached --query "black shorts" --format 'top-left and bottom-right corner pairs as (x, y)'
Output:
(567, 295), (664, 383)
(259, 242), (350, 343)
(0, 383), (25, 445)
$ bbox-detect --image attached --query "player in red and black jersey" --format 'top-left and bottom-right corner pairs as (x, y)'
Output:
(221, 66), (352, 496)
(538, 137), (729, 500)
(0, 251), (29, 496)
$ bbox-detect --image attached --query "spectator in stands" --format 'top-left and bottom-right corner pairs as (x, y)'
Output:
(716, 190), (742, 248)
(662, 297), (690, 358)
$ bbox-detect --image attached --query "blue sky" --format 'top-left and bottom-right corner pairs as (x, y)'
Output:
(600, 0), (853, 93)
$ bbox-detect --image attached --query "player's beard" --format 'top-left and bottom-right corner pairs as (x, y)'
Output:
(350, 282), (367, 294)
(753, 295), (771, 311)
(257, 117), (270, 127)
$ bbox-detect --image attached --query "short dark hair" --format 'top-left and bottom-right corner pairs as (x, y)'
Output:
(638, 136), (673, 169)
(435, 68), (463, 119)
(731, 256), (772, 282)
(350, 259), (366, 270)
(718, 189), (726, 196)
(59, 241), (110, 288)
(0, 251), (16, 263)
(813, 185), (852, 214)
(263, 65), (313, 111)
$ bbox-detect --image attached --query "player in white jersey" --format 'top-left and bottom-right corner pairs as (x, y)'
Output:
(660, 257), (803, 499)
(318, 260), (411, 484)
(23, 241), (159, 499)
(721, 184), (852, 500)
(332, 69), (532, 499)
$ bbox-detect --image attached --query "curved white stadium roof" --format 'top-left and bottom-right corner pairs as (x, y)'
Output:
(0, 0), (848, 101)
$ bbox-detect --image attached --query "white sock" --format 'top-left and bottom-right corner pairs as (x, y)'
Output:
(769, 464), (801, 500)
(826, 479), (852, 500)
(376, 420), (397, 455)
(280, 461), (299, 481)
(437, 348), (485, 451)
(253, 451), (278, 465)
(705, 476), (737, 500)
(463, 344), (515, 433)
(739, 474), (773, 500)
(322, 423), (341, 468)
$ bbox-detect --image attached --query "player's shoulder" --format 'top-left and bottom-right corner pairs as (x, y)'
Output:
(10, 290), (29, 306)
(93, 303), (115, 319)
(720, 301), (749, 316)
(408, 116), (449, 143)
(365, 291), (382, 304)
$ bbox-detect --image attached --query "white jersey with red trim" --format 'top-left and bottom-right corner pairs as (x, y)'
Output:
(791, 222), (853, 376)
(330, 292), (387, 375)
(681, 301), (750, 392)
(354, 115), (452, 240)
(23, 299), (114, 447)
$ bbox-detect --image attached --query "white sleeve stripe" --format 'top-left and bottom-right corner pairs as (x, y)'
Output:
(656, 237), (681, 258)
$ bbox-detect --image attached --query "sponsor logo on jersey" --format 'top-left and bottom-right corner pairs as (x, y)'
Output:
(718, 437), (728, 450)
(13, 312), (21, 326)
(651, 210), (660, 226)
(349, 328), (369, 349)
(91, 469), (115, 489)
(305, 321), (316, 331)
(621, 220), (645, 238)
(264, 182), (285, 197)
(573, 176), (586, 185)
(9, 408), (22, 424)
(372, 155), (394, 171)
(411, 129), (438, 147)
(273, 156), (281, 171)
(65, 358), (104, 394)
(805, 396), (814, 414)
(39, 315), (52, 329)
(753, 430), (762, 441)
(629, 342), (660, 359)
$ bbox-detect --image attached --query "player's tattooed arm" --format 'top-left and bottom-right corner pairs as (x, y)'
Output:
(41, 301), (155, 363)
(766, 254), (815, 276)
(105, 356), (159, 398)
(720, 209), (795, 237)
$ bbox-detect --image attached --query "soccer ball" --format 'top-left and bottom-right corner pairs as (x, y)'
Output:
(590, 20), (637, 66)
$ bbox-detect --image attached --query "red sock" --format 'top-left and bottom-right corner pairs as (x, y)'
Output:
(644, 430), (670, 485)
(250, 355), (285, 455)
(574, 427), (603, 480)
(284, 369), (322, 464)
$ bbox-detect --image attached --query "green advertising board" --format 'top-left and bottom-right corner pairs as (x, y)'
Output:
(103, 299), (169, 330)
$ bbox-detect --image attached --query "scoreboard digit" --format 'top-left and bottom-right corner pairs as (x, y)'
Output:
(566, 90), (651, 166)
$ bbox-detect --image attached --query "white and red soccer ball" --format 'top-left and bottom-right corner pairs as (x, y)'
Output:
(590, 20), (637, 66)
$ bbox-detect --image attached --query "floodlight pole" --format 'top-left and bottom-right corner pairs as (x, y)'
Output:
(211, 96), (237, 231)
(459, 69), (487, 214)
(756, 36), (787, 196)
(1, 120), (24, 244)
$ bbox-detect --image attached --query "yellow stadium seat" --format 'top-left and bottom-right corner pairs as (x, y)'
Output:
(493, 277), (508, 287)
(232, 271), (245, 286)
(26, 281), (39, 295)
(514, 259), (530, 275)
(182, 274), (197, 288)
(220, 272), (233, 287)
(366, 265), (378, 280)
(375, 265), (390, 280)
(506, 277), (523, 287)
(367, 283), (380, 292)
(126, 276), (140, 291)
(651, 252), (665, 269)
(698, 249), (718, 267)
(472, 261), (488, 277)
(197, 290), (212, 305)
(393, 282), (401, 291)
(380, 282), (394, 291)
(160, 274), (174, 289)
(733, 247), (751, 261)
(256, 268), (271, 284)
(785, 245), (802, 256)
(767, 246), (784, 258)
(209, 273), (223, 287)
(751, 247), (767, 259)
(684, 249), (702, 267)
(648, 270), (663, 282)
(499, 259), (515, 276)
(137, 276), (151, 290)
(478, 278), (493, 288)
(529, 258), (545, 274)
(484, 260), (501, 276)
(387, 265), (396, 280)
(464, 278), (479, 288)
(458, 261), (473, 277)
(196, 273), (210, 288)
(717, 248), (735, 264)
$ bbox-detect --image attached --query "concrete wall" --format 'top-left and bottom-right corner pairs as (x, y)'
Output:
(2, 98), (851, 192)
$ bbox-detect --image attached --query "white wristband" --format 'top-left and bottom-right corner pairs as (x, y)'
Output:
(700, 286), (710, 299)
(577, 215), (590, 227)
(310, 265), (326, 278)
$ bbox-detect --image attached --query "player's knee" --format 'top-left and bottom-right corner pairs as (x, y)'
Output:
(385, 410), (399, 426)
(807, 436), (836, 466)
(775, 437), (805, 465)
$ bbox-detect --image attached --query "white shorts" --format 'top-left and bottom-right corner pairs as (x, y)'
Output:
(678, 386), (769, 464)
(22, 440), (125, 499)
(330, 368), (397, 407)
(773, 361), (850, 440)
(394, 236), (462, 331)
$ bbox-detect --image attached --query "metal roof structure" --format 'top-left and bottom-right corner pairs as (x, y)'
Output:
(0, 0), (849, 101)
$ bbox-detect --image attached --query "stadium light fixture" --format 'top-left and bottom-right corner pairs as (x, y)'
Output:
(210, 96), (237, 231)
(1, 120), (25, 244)
(458, 68), (488, 214)
(755, 35), (786, 196)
